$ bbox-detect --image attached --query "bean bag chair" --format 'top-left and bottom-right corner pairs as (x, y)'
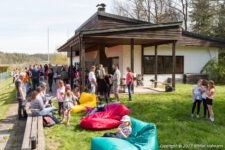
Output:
(72, 92), (97, 113)
(86, 103), (121, 114)
(91, 117), (158, 150)
(80, 104), (130, 130)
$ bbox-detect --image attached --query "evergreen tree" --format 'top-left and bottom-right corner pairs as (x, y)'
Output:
(214, 2), (225, 38)
(190, 0), (214, 35)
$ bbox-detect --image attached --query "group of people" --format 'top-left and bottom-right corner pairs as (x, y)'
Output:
(192, 79), (216, 123)
(87, 64), (134, 103)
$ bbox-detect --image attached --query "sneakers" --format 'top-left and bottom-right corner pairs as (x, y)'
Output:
(191, 114), (194, 118)
(196, 115), (200, 119)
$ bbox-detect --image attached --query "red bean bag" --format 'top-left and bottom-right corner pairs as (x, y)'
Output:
(80, 104), (130, 130)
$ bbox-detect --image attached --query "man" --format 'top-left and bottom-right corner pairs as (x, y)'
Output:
(31, 65), (40, 90)
(112, 64), (121, 103)
(15, 73), (27, 120)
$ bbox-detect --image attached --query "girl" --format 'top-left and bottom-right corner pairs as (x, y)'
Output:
(191, 80), (203, 118)
(74, 86), (81, 104)
(56, 80), (65, 118)
(62, 90), (76, 125)
(103, 115), (132, 138)
(126, 67), (133, 101)
(206, 80), (216, 123)
(201, 80), (209, 119)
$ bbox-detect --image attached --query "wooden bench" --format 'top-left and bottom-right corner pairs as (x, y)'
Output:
(21, 115), (45, 150)
(150, 79), (173, 92)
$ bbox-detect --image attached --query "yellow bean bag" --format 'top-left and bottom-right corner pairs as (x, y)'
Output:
(72, 92), (97, 113)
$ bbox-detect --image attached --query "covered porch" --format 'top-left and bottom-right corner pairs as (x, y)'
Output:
(58, 22), (183, 91)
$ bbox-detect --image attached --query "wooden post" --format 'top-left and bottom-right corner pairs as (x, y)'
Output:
(172, 41), (176, 90)
(141, 45), (144, 74)
(70, 46), (73, 89)
(154, 45), (158, 88)
(130, 39), (134, 72)
(130, 39), (134, 93)
(80, 36), (86, 91)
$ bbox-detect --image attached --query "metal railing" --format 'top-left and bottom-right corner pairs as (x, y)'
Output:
(0, 72), (9, 81)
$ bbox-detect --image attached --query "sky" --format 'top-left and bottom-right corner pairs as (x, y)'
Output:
(0, 0), (113, 54)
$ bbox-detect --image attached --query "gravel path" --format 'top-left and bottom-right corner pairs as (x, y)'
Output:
(0, 102), (26, 150)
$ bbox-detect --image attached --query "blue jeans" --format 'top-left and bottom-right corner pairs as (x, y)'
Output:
(32, 79), (39, 90)
(38, 107), (55, 116)
(127, 83), (132, 100)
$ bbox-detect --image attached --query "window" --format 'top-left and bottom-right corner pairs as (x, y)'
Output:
(143, 56), (184, 74)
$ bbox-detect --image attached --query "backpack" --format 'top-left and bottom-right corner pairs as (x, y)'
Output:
(165, 85), (173, 92)
(43, 116), (55, 127)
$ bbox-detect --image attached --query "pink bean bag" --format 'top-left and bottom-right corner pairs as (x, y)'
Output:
(80, 104), (130, 130)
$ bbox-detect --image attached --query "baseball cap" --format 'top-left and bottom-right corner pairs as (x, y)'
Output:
(121, 115), (131, 122)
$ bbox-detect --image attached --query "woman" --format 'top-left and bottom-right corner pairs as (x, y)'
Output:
(206, 80), (216, 123)
(48, 68), (54, 92)
(30, 90), (60, 123)
(88, 66), (97, 94)
(126, 67), (133, 101)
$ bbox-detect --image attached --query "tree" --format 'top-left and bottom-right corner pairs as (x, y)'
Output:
(190, 0), (214, 35)
(113, 0), (188, 27)
(50, 53), (68, 65)
(213, 1), (225, 38)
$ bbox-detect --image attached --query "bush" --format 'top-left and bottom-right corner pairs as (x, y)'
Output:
(201, 58), (225, 83)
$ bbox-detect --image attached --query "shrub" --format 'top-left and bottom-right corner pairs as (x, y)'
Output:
(201, 58), (225, 83)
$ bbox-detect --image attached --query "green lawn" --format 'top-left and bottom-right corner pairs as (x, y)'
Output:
(45, 84), (225, 150)
(0, 78), (16, 120)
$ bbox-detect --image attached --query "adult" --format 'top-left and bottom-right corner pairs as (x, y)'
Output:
(53, 64), (58, 84)
(88, 66), (97, 94)
(15, 73), (28, 120)
(39, 65), (45, 83)
(97, 64), (106, 94)
(126, 67), (134, 101)
(31, 65), (40, 90)
(112, 64), (121, 103)
(30, 90), (60, 123)
(48, 68), (54, 92)
(61, 65), (69, 84)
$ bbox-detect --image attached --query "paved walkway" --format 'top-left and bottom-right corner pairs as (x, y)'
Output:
(0, 102), (26, 150)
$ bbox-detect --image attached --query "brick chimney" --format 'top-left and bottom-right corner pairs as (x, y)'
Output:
(96, 3), (106, 12)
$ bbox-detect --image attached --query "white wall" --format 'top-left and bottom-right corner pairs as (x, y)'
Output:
(144, 45), (218, 74)
(106, 45), (124, 75)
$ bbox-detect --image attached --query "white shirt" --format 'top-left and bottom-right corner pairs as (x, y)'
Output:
(88, 71), (96, 86)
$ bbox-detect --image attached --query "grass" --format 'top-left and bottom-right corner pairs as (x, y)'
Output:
(45, 84), (225, 150)
(0, 78), (16, 120)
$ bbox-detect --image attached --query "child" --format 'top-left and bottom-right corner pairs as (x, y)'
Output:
(103, 115), (132, 138)
(74, 86), (81, 104)
(62, 90), (76, 125)
(201, 80), (209, 119)
(206, 80), (216, 123)
(56, 80), (65, 118)
(88, 96), (105, 115)
(191, 79), (203, 118)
